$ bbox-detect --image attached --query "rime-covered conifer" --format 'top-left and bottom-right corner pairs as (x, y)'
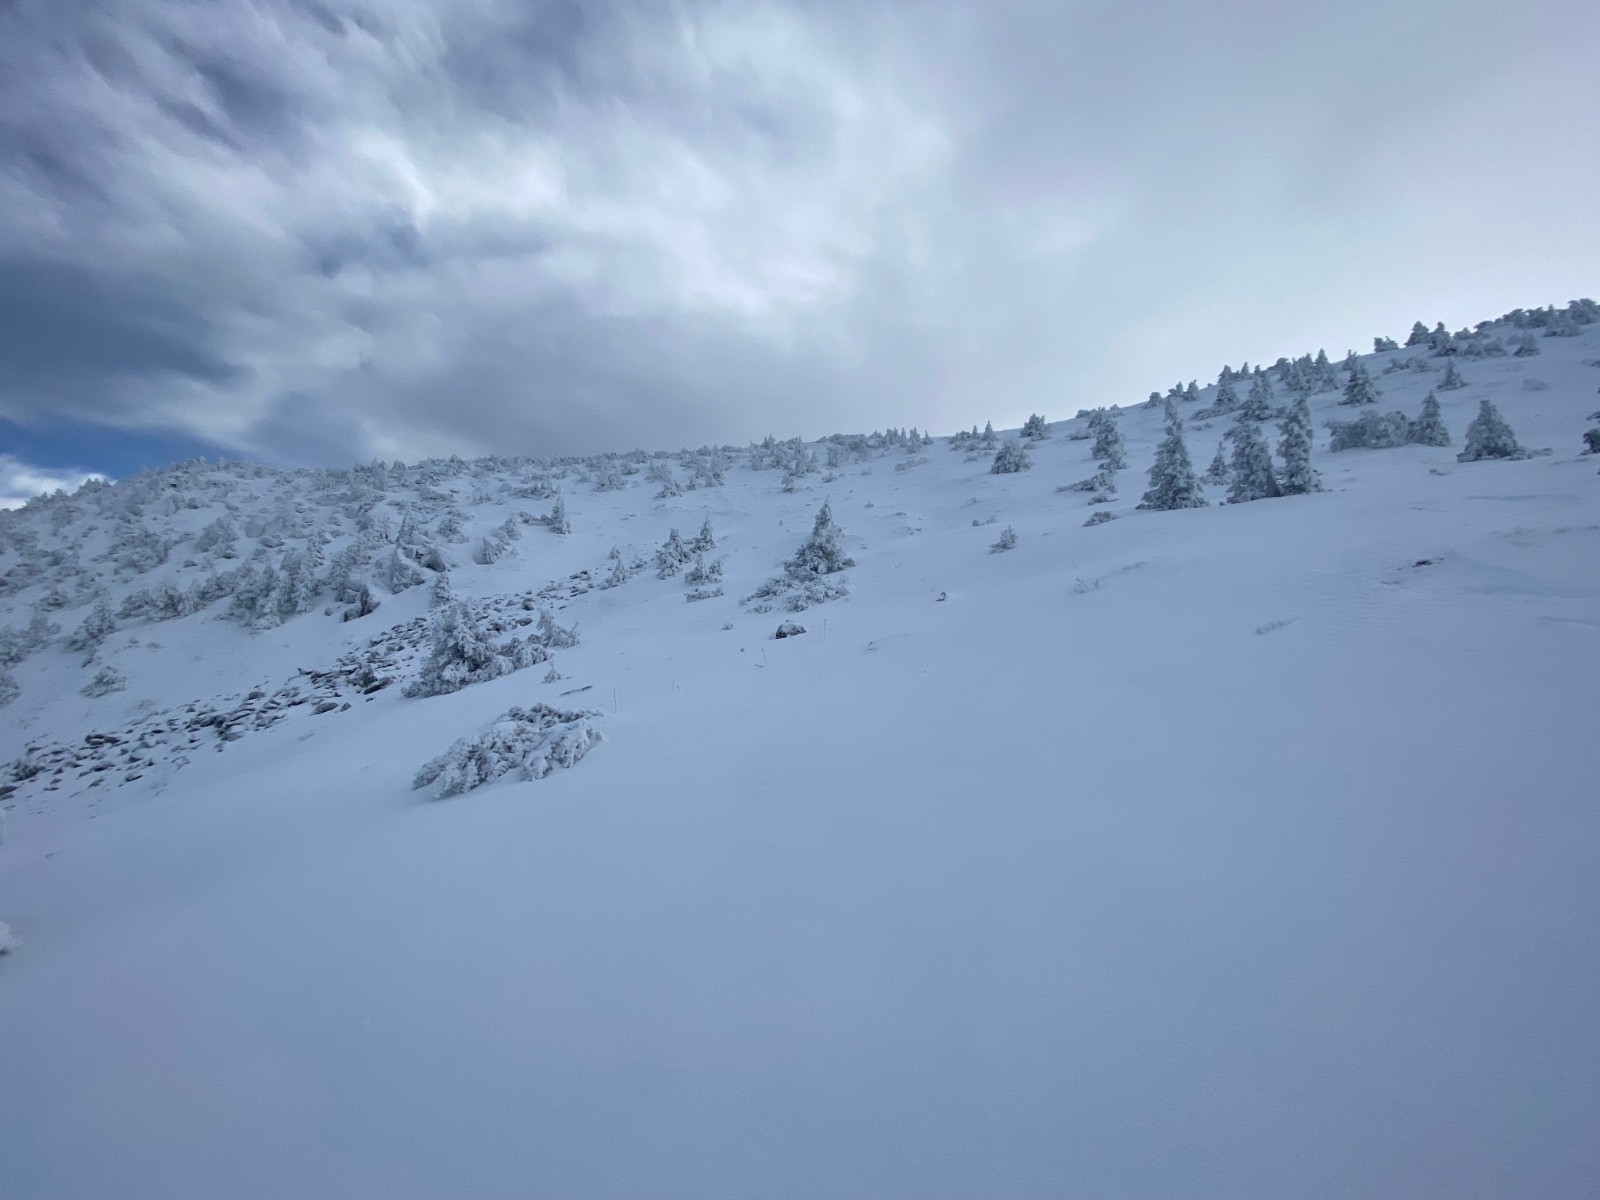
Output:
(406, 604), (505, 697)
(1089, 410), (1126, 470)
(1276, 398), (1322, 494)
(1139, 414), (1206, 511)
(786, 500), (854, 579)
(1213, 378), (1240, 414)
(1340, 360), (1379, 405)
(1241, 371), (1275, 421)
(1411, 392), (1451, 447)
(655, 529), (691, 578)
(1227, 416), (1281, 503)
(1439, 360), (1466, 390)
(1457, 400), (1526, 461)
(1204, 439), (1231, 486)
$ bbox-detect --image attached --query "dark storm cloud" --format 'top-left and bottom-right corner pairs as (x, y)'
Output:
(0, 0), (1594, 484)
(0, 258), (240, 392)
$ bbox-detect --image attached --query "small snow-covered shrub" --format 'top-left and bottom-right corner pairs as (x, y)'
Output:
(1083, 511), (1116, 527)
(990, 443), (1032, 474)
(413, 704), (602, 798)
(991, 526), (1018, 552)
(80, 666), (127, 698)
(1326, 410), (1413, 451)
(0, 670), (18, 708)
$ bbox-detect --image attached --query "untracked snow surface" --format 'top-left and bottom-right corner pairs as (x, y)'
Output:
(2, 308), (1599, 1198)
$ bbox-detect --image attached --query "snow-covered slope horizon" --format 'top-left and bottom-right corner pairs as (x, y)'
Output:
(3, 301), (1599, 1198)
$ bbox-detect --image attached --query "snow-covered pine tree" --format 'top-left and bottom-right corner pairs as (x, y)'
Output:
(655, 529), (691, 578)
(1240, 371), (1275, 421)
(1457, 400), (1527, 461)
(1139, 413), (1206, 511)
(1405, 320), (1430, 347)
(1276, 397), (1322, 494)
(1312, 348), (1337, 392)
(1020, 413), (1049, 440)
(1513, 332), (1540, 357)
(405, 603), (509, 698)
(991, 526), (1018, 552)
(429, 571), (454, 608)
(1340, 360), (1379, 405)
(1089, 409), (1127, 470)
(1439, 360), (1466, 390)
(691, 515), (716, 554)
(787, 500), (855, 579)
(1213, 377), (1241, 414)
(599, 550), (630, 589)
(547, 494), (571, 534)
(1410, 391), (1451, 447)
(1227, 415), (1282, 503)
(1204, 439), (1231, 486)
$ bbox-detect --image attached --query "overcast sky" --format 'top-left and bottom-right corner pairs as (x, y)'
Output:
(1, 0), (1595, 499)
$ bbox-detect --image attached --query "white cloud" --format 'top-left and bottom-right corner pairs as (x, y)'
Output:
(0, 455), (105, 510)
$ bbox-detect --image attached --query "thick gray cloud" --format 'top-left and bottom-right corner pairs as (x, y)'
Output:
(1, 0), (1595, 469)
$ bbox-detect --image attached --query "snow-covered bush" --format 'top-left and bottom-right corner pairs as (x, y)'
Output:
(1439, 360), (1467, 391)
(537, 610), (579, 649)
(991, 526), (1018, 552)
(412, 704), (602, 798)
(1457, 400), (1528, 462)
(1326, 410), (1414, 451)
(990, 443), (1032, 474)
(80, 666), (127, 698)
(1083, 511), (1116, 527)
(1020, 413), (1049, 440)
(405, 603), (558, 698)
(684, 556), (724, 601)
(65, 596), (117, 657)
(0, 670), (18, 708)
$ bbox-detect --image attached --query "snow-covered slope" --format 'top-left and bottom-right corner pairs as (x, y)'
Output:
(2, 303), (1599, 1198)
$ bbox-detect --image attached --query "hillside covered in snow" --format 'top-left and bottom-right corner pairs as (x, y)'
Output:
(2, 300), (1599, 1198)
